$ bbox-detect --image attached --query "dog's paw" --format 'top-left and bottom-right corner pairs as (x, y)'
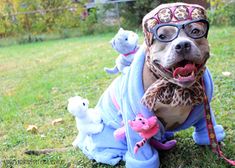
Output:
(193, 125), (225, 145)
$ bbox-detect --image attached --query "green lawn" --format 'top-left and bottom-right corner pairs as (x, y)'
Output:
(0, 27), (234, 168)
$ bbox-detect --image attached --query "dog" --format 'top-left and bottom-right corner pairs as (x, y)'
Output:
(75, 3), (226, 168)
(142, 3), (210, 131)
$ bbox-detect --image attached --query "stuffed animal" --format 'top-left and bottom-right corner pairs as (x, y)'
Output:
(128, 114), (159, 153)
(104, 28), (139, 74)
(113, 121), (126, 140)
(114, 114), (177, 153)
(67, 96), (103, 147)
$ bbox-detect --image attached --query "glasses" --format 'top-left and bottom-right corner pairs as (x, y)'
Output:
(150, 19), (209, 42)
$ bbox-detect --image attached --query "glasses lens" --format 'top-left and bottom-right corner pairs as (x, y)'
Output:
(184, 21), (208, 39)
(156, 26), (178, 42)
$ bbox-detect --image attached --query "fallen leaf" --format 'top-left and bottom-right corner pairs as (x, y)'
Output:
(210, 52), (215, 57)
(51, 87), (59, 94)
(27, 125), (38, 134)
(222, 71), (231, 77)
(51, 118), (64, 126)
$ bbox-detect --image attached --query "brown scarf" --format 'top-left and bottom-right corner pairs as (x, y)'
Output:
(141, 51), (205, 111)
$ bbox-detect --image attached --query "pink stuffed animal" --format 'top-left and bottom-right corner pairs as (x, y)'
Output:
(113, 114), (177, 154)
(128, 114), (159, 153)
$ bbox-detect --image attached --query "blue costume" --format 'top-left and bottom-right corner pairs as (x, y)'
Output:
(80, 46), (225, 168)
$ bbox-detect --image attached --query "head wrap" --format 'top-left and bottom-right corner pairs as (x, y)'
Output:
(142, 2), (207, 46)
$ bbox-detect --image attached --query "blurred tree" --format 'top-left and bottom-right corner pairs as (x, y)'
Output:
(0, 0), (88, 39)
(0, 0), (18, 36)
(119, 0), (175, 29)
(207, 0), (235, 25)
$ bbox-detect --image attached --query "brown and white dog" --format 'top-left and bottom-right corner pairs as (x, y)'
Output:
(142, 3), (210, 130)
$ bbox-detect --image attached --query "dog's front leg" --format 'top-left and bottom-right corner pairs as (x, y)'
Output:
(192, 107), (225, 145)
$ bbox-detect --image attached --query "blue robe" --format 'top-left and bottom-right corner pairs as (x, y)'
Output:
(80, 45), (225, 168)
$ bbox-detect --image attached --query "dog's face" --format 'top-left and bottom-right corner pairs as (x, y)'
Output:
(148, 21), (210, 87)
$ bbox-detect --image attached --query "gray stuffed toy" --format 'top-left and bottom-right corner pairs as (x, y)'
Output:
(104, 28), (139, 74)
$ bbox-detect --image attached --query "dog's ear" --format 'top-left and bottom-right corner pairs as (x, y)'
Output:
(143, 18), (158, 47)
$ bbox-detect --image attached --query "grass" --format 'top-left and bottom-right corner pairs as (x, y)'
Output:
(0, 27), (234, 168)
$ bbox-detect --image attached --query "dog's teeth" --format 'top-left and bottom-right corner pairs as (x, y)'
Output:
(171, 67), (174, 72)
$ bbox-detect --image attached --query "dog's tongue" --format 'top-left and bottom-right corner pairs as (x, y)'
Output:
(173, 64), (197, 78)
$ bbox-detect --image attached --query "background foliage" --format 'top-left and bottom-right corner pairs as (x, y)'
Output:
(0, 0), (234, 45)
(0, 27), (234, 168)
(118, 0), (235, 29)
(0, 0), (87, 42)
(207, 0), (235, 26)
(119, 0), (175, 29)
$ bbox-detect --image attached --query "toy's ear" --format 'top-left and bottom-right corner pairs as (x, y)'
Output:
(134, 32), (139, 38)
(110, 38), (114, 44)
(137, 113), (144, 118)
(68, 97), (72, 102)
(119, 27), (124, 33)
(68, 96), (80, 102)
(110, 38), (116, 49)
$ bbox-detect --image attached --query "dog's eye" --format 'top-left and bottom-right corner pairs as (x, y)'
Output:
(138, 118), (142, 121)
(158, 34), (166, 40)
(191, 28), (200, 35)
(82, 102), (86, 106)
(142, 122), (145, 125)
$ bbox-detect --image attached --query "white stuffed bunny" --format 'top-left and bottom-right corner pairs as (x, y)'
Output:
(67, 96), (103, 147)
(104, 28), (139, 74)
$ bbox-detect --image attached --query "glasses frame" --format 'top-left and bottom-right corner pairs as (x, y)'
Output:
(150, 19), (209, 42)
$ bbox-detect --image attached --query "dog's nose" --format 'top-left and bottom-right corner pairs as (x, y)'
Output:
(175, 41), (191, 54)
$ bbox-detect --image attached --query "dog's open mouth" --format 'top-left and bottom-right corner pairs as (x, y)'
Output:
(172, 60), (199, 82)
(156, 60), (203, 83)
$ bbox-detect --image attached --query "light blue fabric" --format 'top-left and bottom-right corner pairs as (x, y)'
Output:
(81, 45), (225, 167)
